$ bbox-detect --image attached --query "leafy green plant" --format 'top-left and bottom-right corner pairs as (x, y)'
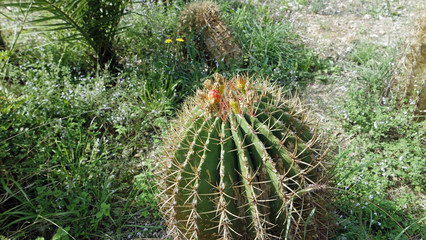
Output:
(222, 2), (332, 89)
(1, 0), (130, 68)
(120, 0), (333, 105)
(134, 158), (161, 220)
(0, 61), (167, 239)
(332, 41), (426, 239)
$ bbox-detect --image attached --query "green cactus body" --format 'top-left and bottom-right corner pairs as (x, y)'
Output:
(156, 75), (330, 239)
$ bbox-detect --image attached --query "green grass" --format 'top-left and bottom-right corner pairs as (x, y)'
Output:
(222, 1), (331, 88)
(0, 62), (164, 239)
(331, 41), (425, 239)
(0, 0), (423, 239)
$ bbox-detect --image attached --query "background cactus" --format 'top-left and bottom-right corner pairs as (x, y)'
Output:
(155, 75), (331, 239)
(179, 1), (242, 66)
(389, 11), (426, 120)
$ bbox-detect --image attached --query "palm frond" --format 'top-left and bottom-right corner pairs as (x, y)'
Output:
(0, 0), (130, 67)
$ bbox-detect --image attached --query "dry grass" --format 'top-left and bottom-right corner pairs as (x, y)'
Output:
(390, 8), (426, 118)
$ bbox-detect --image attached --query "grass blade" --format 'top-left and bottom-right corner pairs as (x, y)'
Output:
(284, 198), (294, 240)
(304, 207), (316, 240)
(394, 216), (426, 240)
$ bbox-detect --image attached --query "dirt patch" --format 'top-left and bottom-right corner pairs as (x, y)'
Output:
(290, 0), (425, 56)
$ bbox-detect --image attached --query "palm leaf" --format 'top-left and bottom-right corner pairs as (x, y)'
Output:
(0, 0), (130, 67)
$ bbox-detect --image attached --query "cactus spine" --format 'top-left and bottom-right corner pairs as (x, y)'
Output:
(155, 75), (330, 239)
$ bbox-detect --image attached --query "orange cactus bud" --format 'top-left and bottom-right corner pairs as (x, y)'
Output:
(208, 89), (220, 105)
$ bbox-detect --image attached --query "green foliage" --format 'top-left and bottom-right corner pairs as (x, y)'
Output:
(367, 0), (402, 18)
(222, 2), (332, 89)
(52, 227), (71, 240)
(332, 42), (426, 239)
(0, 62), (164, 239)
(0, 0), (130, 68)
(119, 0), (332, 104)
(119, 1), (213, 105)
(134, 159), (160, 220)
(156, 75), (331, 239)
(339, 43), (396, 136)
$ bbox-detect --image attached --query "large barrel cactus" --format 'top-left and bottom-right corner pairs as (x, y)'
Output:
(155, 75), (331, 239)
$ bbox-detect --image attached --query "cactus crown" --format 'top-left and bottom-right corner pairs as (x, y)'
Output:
(155, 74), (331, 239)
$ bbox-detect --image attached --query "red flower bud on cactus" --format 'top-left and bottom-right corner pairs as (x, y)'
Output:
(208, 89), (220, 105)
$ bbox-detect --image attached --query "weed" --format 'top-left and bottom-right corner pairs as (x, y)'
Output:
(332, 41), (426, 239)
(0, 61), (165, 239)
(223, 2), (332, 89)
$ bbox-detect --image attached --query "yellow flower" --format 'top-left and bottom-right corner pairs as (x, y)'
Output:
(236, 77), (246, 93)
(165, 39), (173, 43)
(176, 38), (184, 42)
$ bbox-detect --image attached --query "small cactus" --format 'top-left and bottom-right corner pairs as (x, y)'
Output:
(155, 74), (331, 239)
(179, 1), (242, 66)
(390, 12), (426, 119)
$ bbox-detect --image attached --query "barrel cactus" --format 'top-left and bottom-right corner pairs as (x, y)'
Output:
(179, 1), (242, 66)
(155, 74), (331, 239)
(390, 12), (426, 119)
